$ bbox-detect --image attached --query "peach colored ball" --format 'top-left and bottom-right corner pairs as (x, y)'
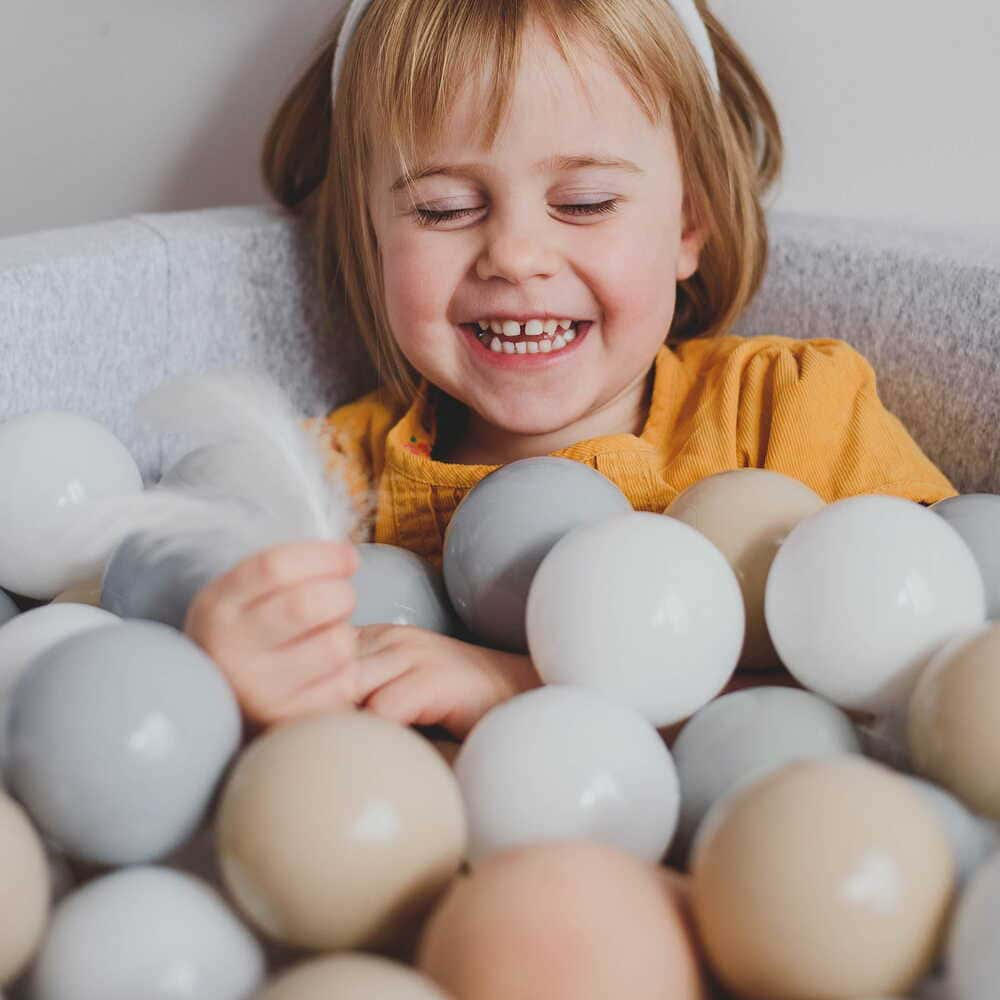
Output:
(418, 841), (705, 1000)
(664, 469), (825, 671)
(908, 621), (1000, 819)
(257, 953), (452, 999)
(0, 790), (50, 985)
(216, 710), (467, 953)
(691, 757), (954, 999)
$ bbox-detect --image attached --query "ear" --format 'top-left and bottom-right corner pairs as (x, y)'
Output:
(676, 194), (709, 282)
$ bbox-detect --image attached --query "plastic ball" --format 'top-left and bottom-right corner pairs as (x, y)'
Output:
(442, 457), (632, 651)
(664, 469), (825, 670)
(454, 685), (680, 865)
(946, 849), (1000, 1000)
(691, 757), (954, 1000)
(7, 620), (241, 865)
(100, 529), (254, 631)
(30, 866), (265, 1000)
(671, 686), (860, 861)
(0, 411), (143, 599)
(931, 493), (1000, 619)
(908, 621), (1000, 818)
(50, 577), (103, 606)
(0, 592), (17, 628)
(0, 603), (119, 773)
(906, 776), (999, 890)
(352, 543), (459, 633)
(215, 710), (466, 952)
(765, 495), (986, 714)
(257, 954), (452, 1000)
(418, 841), (704, 1000)
(526, 511), (744, 727)
(0, 790), (49, 986)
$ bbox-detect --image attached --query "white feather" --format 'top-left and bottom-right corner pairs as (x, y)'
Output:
(46, 370), (358, 588)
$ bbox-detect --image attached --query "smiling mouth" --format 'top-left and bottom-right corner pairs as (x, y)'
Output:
(461, 321), (590, 356)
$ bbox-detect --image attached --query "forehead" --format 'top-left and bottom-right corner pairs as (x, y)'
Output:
(379, 18), (669, 183)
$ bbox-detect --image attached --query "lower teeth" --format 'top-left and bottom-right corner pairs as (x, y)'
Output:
(477, 324), (578, 354)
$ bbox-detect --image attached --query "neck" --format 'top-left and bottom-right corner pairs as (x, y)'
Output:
(442, 365), (655, 466)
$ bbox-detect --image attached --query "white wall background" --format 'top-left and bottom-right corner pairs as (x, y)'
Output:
(2, 0), (999, 239)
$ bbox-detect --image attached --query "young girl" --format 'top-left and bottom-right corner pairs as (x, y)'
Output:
(184, 0), (957, 737)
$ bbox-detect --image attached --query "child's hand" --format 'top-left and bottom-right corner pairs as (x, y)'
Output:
(183, 539), (361, 727)
(353, 625), (542, 738)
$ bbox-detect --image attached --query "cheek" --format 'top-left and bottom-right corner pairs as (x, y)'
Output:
(380, 232), (454, 331)
(588, 216), (680, 325)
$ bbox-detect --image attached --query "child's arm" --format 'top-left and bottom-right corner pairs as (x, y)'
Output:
(353, 625), (542, 737)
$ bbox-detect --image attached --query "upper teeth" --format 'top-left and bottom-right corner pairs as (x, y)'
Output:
(477, 318), (576, 337)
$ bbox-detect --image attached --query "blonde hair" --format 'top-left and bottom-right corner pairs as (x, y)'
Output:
(262, 0), (783, 409)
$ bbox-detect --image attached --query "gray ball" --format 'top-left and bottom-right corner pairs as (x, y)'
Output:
(352, 543), (458, 634)
(672, 686), (860, 863)
(7, 620), (241, 865)
(931, 493), (1000, 619)
(30, 866), (265, 1000)
(0, 590), (17, 628)
(101, 530), (254, 632)
(442, 457), (632, 651)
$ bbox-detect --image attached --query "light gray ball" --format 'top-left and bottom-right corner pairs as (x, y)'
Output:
(6, 620), (241, 865)
(673, 686), (861, 863)
(442, 457), (632, 651)
(352, 543), (458, 634)
(31, 866), (264, 1000)
(0, 590), (18, 628)
(101, 530), (254, 632)
(931, 493), (1000, 619)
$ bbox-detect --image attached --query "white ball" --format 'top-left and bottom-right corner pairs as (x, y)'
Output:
(454, 685), (680, 866)
(765, 495), (986, 713)
(31, 866), (265, 1000)
(947, 849), (1000, 1000)
(0, 412), (143, 599)
(526, 512), (744, 727)
(672, 686), (860, 858)
(0, 603), (118, 775)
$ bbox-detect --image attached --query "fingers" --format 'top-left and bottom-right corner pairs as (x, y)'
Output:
(233, 540), (360, 610)
(245, 621), (359, 724)
(250, 576), (357, 651)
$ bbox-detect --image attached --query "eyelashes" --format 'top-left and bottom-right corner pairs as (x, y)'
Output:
(412, 199), (620, 227)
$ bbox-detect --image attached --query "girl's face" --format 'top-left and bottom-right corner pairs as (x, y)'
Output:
(367, 19), (706, 450)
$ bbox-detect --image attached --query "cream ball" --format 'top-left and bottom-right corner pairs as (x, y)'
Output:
(691, 757), (954, 999)
(257, 953), (452, 999)
(0, 790), (49, 985)
(664, 469), (825, 671)
(908, 621), (1000, 819)
(418, 841), (705, 1000)
(216, 710), (467, 952)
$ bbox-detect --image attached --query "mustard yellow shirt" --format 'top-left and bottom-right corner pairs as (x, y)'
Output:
(306, 335), (958, 570)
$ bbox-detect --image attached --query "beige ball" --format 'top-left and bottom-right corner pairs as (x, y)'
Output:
(216, 710), (467, 953)
(908, 621), (1000, 818)
(691, 757), (954, 999)
(257, 953), (452, 999)
(418, 841), (705, 1000)
(0, 790), (50, 984)
(49, 576), (103, 606)
(664, 470), (825, 671)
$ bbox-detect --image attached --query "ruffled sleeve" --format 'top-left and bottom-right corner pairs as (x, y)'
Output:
(733, 337), (958, 505)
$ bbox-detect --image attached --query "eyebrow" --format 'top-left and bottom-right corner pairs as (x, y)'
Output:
(390, 154), (644, 193)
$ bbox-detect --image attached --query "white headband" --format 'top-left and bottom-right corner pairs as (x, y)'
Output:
(330, 0), (720, 105)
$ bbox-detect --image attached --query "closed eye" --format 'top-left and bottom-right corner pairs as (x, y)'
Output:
(412, 199), (620, 227)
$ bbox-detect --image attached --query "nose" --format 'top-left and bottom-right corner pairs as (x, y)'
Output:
(475, 210), (562, 284)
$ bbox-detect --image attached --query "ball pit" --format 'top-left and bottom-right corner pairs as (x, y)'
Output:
(1, 394), (998, 999)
